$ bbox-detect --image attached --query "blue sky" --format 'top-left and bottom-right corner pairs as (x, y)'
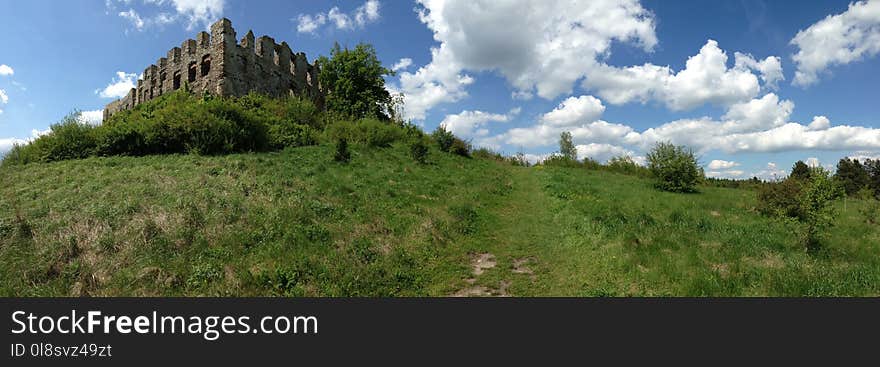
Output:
(1, 0), (878, 179)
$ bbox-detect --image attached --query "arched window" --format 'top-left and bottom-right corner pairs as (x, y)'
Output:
(188, 62), (197, 82)
(173, 71), (181, 90)
(201, 55), (211, 77)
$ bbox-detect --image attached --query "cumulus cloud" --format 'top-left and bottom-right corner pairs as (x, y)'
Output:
(734, 52), (784, 89)
(541, 96), (605, 127)
(576, 143), (639, 163)
(721, 93), (793, 133)
(439, 107), (520, 139)
(0, 64), (13, 76)
(97, 72), (138, 99)
(0, 129), (50, 156)
(489, 91), (880, 160)
(707, 160), (740, 170)
(296, 0), (380, 33)
(791, 0), (880, 86)
(391, 58), (413, 72)
(109, 0), (224, 31)
(78, 110), (104, 125)
(706, 169), (746, 179)
(394, 0), (657, 120)
(0, 89), (8, 104)
(584, 40), (778, 110)
(807, 115), (831, 131)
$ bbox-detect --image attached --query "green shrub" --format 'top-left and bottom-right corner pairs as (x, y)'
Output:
(324, 118), (403, 148)
(22, 112), (99, 162)
(268, 122), (317, 149)
(858, 188), (879, 224)
(559, 132), (577, 161)
(606, 155), (648, 176)
(334, 138), (351, 163)
(757, 179), (805, 219)
(449, 138), (471, 157)
(409, 139), (429, 164)
(432, 126), (455, 152)
(799, 167), (844, 251)
(646, 142), (702, 193)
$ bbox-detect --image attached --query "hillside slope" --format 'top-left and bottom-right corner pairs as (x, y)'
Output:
(2, 144), (879, 296)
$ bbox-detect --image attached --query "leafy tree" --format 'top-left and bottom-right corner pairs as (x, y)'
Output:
(559, 131), (577, 161)
(432, 125), (455, 152)
(790, 160), (811, 181)
(866, 159), (880, 197)
(798, 167), (844, 252)
(318, 43), (394, 119)
(409, 139), (428, 164)
(646, 142), (702, 193)
(835, 158), (869, 196)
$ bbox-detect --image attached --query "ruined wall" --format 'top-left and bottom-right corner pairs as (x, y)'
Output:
(104, 18), (324, 121)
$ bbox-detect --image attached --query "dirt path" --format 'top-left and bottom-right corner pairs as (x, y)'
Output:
(452, 168), (563, 296)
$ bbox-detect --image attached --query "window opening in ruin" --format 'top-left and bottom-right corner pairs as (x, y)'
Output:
(159, 73), (166, 94)
(188, 62), (197, 82)
(201, 55), (211, 77)
(173, 71), (181, 90)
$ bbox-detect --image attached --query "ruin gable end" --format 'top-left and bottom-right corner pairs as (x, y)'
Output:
(103, 18), (325, 120)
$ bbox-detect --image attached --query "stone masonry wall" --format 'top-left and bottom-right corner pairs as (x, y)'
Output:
(103, 18), (324, 121)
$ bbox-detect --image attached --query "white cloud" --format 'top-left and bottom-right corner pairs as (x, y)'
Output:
(721, 93), (793, 133)
(541, 95), (605, 127)
(391, 58), (413, 72)
(118, 9), (146, 30)
(734, 52), (784, 89)
(0, 129), (50, 156)
(576, 143), (636, 163)
(0, 64), (13, 76)
(706, 169), (746, 179)
(296, 0), (380, 33)
(296, 14), (326, 33)
(440, 107), (519, 139)
(78, 110), (104, 125)
(807, 115), (831, 131)
(584, 40), (772, 110)
(0, 89), (8, 104)
(109, 0), (224, 31)
(707, 160), (740, 170)
(395, 0), (657, 120)
(791, 0), (880, 86)
(97, 71), (137, 99)
(489, 92), (880, 158)
(806, 157), (821, 167)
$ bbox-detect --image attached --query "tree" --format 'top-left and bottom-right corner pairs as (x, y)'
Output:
(865, 159), (880, 197)
(559, 131), (577, 161)
(790, 160), (811, 181)
(835, 158), (869, 196)
(318, 43), (394, 119)
(646, 142), (702, 193)
(798, 167), (844, 252)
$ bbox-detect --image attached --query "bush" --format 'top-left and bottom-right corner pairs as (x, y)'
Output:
(432, 125), (455, 152)
(409, 139), (429, 164)
(559, 132), (576, 161)
(799, 167), (844, 251)
(449, 138), (471, 157)
(757, 179), (805, 219)
(858, 188), (879, 224)
(268, 122), (317, 149)
(324, 118), (404, 148)
(646, 142), (702, 193)
(334, 138), (350, 163)
(22, 112), (99, 162)
(606, 155), (648, 177)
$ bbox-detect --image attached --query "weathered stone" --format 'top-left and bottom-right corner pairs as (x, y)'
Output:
(104, 18), (325, 121)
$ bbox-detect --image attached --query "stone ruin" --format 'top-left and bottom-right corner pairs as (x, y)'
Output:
(103, 18), (324, 120)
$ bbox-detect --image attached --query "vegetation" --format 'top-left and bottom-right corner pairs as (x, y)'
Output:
(646, 142), (703, 193)
(790, 160), (812, 181)
(3, 145), (878, 296)
(317, 43), (394, 120)
(558, 131), (577, 161)
(1, 41), (877, 297)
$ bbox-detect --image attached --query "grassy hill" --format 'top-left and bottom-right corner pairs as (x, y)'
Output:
(2, 143), (878, 296)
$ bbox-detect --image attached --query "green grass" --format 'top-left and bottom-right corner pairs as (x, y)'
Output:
(1, 144), (878, 296)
